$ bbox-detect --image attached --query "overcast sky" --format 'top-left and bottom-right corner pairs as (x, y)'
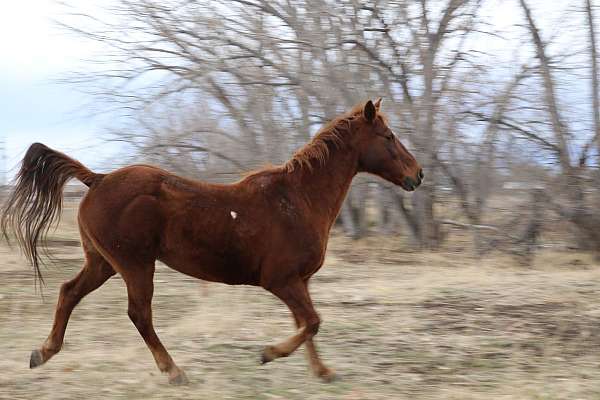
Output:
(0, 0), (122, 182)
(0, 0), (576, 183)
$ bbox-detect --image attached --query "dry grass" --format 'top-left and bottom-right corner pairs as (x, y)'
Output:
(2, 204), (600, 399)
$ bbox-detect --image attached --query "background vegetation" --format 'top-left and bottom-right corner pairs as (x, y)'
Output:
(54, 0), (600, 261)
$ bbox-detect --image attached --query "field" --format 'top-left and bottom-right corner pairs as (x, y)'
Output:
(2, 203), (600, 399)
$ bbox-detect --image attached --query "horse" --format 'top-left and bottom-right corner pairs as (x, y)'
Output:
(1, 99), (422, 384)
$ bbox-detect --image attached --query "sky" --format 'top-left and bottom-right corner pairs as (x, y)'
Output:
(0, 0), (121, 182)
(0, 0), (576, 183)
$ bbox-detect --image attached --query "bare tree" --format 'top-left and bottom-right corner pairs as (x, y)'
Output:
(512, 0), (600, 255)
(586, 0), (600, 168)
(57, 0), (600, 257)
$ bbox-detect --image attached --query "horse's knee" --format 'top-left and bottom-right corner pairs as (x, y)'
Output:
(128, 305), (150, 332)
(305, 314), (320, 337)
(128, 307), (144, 328)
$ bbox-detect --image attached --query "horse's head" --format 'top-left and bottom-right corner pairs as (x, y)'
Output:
(353, 99), (423, 191)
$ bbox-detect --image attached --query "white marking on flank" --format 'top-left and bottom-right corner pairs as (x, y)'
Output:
(230, 211), (238, 219)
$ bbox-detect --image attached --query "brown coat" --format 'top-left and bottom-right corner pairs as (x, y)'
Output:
(2, 99), (422, 384)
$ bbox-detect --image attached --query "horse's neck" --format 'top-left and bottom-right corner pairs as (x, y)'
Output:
(292, 145), (358, 226)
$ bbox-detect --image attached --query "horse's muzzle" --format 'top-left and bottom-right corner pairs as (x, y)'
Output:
(403, 169), (424, 191)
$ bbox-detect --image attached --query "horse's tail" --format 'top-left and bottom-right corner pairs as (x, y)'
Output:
(1, 143), (104, 287)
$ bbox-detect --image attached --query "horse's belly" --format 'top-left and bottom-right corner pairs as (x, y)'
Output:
(157, 206), (263, 284)
(158, 246), (260, 285)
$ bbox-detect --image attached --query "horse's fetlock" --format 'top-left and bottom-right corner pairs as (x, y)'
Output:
(43, 343), (61, 354)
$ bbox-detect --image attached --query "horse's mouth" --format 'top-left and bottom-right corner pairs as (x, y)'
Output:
(399, 177), (420, 191)
(400, 173), (423, 191)
(401, 182), (417, 191)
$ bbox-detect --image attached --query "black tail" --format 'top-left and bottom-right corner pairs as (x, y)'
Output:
(0, 143), (103, 287)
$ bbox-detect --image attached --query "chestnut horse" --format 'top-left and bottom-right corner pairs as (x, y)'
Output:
(1, 99), (422, 384)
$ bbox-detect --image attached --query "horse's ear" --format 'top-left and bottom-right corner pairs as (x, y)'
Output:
(363, 100), (376, 123)
(374, 98), (382, 110)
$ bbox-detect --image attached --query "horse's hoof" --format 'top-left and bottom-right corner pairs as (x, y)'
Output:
(168, 370), (189, 385)
(260, 346), (277, 365)
(317, 368), (337, 383)
(30, 349), (44, 369)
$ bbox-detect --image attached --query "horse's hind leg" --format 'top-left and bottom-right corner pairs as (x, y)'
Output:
(121, 264), (188, 385)
(30, 246), (115, 368)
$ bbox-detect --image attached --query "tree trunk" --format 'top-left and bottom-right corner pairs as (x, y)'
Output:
(587, 0), (600, 167)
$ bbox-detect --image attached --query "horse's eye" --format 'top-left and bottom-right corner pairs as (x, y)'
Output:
(386, 134), (394, 141)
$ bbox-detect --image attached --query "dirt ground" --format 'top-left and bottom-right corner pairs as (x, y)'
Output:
(2, 205), (600, 399)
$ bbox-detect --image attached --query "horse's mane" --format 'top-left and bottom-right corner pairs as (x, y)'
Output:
(283, 103), (365, 173)
(242, 103), (377, 181)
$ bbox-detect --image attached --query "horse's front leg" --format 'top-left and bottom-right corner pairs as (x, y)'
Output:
(262, 279), (336, 382)
(301, 281), (335, 381)
(304, 338), (335, 382)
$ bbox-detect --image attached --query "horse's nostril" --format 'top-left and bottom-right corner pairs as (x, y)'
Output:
(418, 169), (424, 180)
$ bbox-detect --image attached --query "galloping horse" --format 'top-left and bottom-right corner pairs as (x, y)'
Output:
(1, 99), (422, 384)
